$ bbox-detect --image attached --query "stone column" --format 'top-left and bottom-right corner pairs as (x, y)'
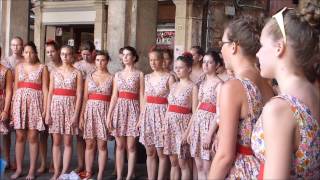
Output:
(0, 0), (29, 57)
(33, 1), (46, 63)
(107, 0), (157, 74)
(172, 0), (205, 58)
(94, 1), (107, 51)
(135, 0), (158, 73)
(107, 0), (127, 73)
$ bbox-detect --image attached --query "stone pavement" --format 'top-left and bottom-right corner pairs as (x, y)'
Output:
(1, 136), (147, 180)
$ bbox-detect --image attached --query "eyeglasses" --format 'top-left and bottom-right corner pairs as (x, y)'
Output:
(272, 7), (293, 44)
(218, 41), (232, 48)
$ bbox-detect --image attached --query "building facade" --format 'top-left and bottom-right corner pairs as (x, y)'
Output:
(1, 0), (300, 73)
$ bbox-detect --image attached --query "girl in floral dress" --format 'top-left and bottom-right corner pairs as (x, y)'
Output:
(163, 53), (198, 180)
(10, 42), (49, 180)
(187, 50), (223, 180)
(37, 40), (62, 174)
(208, 17), (274, 179)
(46, 45), (83, 180)
(0, 46), (13, 167)
(106, 46), (144, 180)
(138, 49), (175, 180)
(79, 51), (113, 180)
(252, 5), (320, 179)
(73, 41), (96, 174)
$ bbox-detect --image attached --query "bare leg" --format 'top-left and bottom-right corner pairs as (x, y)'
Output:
(112, 142), (117, 176)
(10, 130), (26, 179)
(61, 135), (73, 175)
(51, 134), (62, 180)
(115, 136), (125, 180)
(179, 159), (191, 180)
(145, 145), (157, 180)
(97, 139), (107, 180)
(203, 159), (212, 180)
(3, 133), (13, 168)
(169, 155), (180, 180)
(84, 139), (96, 175)
(26, 130), (39, 180)
(76, 135), (85, 173)
(126, 137), (136, 180)
(193, 159), (198, 180)
(37, 131), (49, 173)
(156, 148), (169, 180)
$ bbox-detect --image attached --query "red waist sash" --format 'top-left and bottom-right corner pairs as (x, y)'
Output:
(53, 88), (76, 96)
(168, 105), (191, 114)
(146, 96), (168, 104)
(18, 82), (42, 90)
(198, 102), (216, 113)
(118, 91), (139, 100)
(237, 144), (254, 155)
(88, 93), (111, 102)
(258, 162), (264, 180)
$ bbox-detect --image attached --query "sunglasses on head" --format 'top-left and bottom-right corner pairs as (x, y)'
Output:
(272, 7), (294, 44)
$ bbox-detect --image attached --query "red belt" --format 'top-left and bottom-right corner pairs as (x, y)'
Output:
(53, 88), (76, 96)
(146, 96), (168, 104)
(258, 162), (264, 180)
(0, 89), (3, 95)
(168, 105), (191, 114)
(237, 144), (253, 155)
(18, 82), (42, 90)
(198, 102), (216, 113)
(118, 91), (138, 100)
(88, 93), (111, 102)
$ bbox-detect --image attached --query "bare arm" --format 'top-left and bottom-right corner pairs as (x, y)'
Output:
(79, 79), (89, 129)
(46, 72), (54, 121)
(73, 71), (83, 120)
(3, 70), (13, 116)
(139, 72), (145, 113)
(208, 80), (243, 179)
(263, 99), (294, 179)
(106, 73), (119, 130)
(42, 66), (49, 118)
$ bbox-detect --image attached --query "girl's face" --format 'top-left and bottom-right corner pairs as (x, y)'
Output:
(95, 55), (108, 70)
(190, 48), (202, 65)
(60, 47), (73, 65)
(256, 26), (278, 79)
(174, 60), (191, 79)
(46, 45), (58, 61)
(11, 38), (23, 55)
(23, 46), (37, 63)
(163, 52), (172, 70)
(122, 49), (135, 65)
(149, 52), (163, 71)
(81, 50), (92, 62)
(202, 55), (217, 74)
(220, 29), (233, 71)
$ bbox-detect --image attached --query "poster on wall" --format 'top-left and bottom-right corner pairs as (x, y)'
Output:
(156, 30), (175, 49)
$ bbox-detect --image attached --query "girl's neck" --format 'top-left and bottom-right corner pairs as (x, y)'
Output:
(12, 54), (23, 59)
(61, 63), (73, 69)
(96, 68), (108, 74)
(124, 64), (135, 71)
(206, 72), (218, 80)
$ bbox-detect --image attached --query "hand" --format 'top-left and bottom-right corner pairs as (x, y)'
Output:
(136, 115), (142, 131)
(45, 114), (52, 125)
(41, 111), (46, 119)
(0, 111), (8, 122)
(79, 116), (84, 130)
(203, 134), (212, 150)
(106, 115), (113, 131)
(70, 115), (78, 128)
(181, 132), (189, 145)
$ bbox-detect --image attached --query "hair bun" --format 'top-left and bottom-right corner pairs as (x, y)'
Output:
(182, 51), (193, 59)
(299, 0), (320, 29)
